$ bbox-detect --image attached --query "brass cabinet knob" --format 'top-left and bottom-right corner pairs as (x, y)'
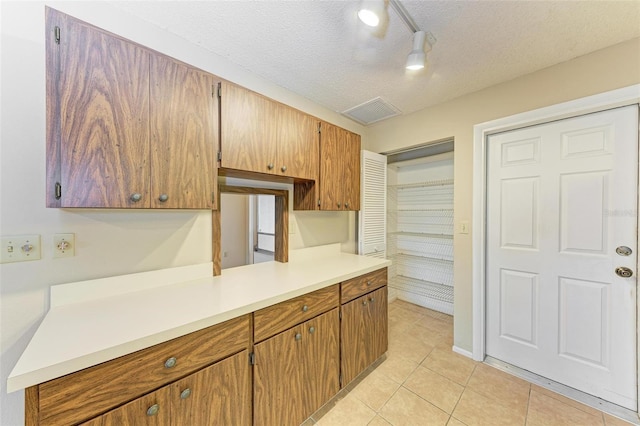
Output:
(369, 297), (375, 303)
(180, 388), (191, 399)
(130, 193), (142, 202)
(281, 165), (287, 172)
(302, 305), (309, 312)
(345, 202), (350, 209)
(147, 404), (159, 416)
(295, 333), (302, 341)
(164, 357), (177, 369)
(158, 194), (168, 202)
(363, 300), (368, 306)
(309, 326), (315, 334)
(337, 202), (341, 208)
(267, 163), (274, 170)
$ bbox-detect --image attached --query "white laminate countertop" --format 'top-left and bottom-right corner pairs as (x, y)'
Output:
(7, 244), (390, 393)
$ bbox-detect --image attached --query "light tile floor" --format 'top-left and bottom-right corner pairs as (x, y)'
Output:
(308, 299), (635, 426)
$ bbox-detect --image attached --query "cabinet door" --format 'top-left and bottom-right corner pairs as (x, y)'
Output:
(343, 131), (361, 210)
(319, 122), (361, 211)
(57, 12), (150, 208)
(82, 387), (171, 426)
(341, 286), (388, 386)
(304, 308), (340, 415)
(254, 324), (306, 426)
(171, 351), (250, 425)
(150, 55), (217, 209)
(220, 83), (277, 175)
(367, 286), (388, 363)
(276, 104), (318, 180)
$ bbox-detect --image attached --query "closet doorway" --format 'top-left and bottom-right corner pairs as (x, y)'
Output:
(386, 141), (455, 314)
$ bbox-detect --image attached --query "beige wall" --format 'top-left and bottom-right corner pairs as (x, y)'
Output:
(365, 37), (640, 352)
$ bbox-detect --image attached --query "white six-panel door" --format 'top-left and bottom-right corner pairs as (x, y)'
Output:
(486, 106), (638, 410)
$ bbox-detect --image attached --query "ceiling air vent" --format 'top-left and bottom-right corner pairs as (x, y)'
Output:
(341, 97), (401, 125)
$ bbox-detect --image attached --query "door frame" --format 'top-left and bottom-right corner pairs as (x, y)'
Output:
(471, 84), (640, 403)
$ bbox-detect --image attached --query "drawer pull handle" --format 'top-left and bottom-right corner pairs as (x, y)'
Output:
(302, 305), (309, 312)
(363, 300), (368, 306)
(337, 202), (342, 208)
(164, 357), (177, 369)
(158, 193), (168, 202)
(281, 165), (287, 172)
(369, 297), (375, 303)
(295, 333), (302, 341)
(130, 193), (142, 203)
(309, 326), (315, 334)
(180, 388), (192, 399)
(345, 202), (350, 208)
(367, 280), (372, 286)
(267, 163), (274, 170)
(147, 404), (159, 416)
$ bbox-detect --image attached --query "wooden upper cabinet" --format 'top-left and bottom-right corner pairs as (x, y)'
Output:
(220, 82), (318, 180)
(219, 82), (277, 175)
(49, 8), (151, 208)
(150, 55), (217, 209)
(318, 122), (361, 211)
(276, 104), (319, 180)
(46, 8), (218, 209)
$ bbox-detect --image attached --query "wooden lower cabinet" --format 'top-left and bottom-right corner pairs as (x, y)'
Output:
(341, 286), (388, 386)
(253, 308), (340, 426)
(80, 388), (170, 426)
(80, 350), (250, 426)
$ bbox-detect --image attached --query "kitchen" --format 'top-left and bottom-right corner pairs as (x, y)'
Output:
(1, 1), (640, 425)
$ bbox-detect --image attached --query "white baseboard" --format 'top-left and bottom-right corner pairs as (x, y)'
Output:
(452, 345), (473, 359)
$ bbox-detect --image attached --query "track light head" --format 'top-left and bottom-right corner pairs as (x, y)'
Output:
(358, 0), (386, 27)
(406, 30), (429, 70)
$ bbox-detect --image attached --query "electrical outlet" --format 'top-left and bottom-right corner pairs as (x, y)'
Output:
(0, 235), (41, 263)
(53, 233), (75, 258)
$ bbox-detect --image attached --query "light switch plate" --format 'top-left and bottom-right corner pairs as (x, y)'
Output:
(0, 235), (41, 263)
(459, 221), (470, 234)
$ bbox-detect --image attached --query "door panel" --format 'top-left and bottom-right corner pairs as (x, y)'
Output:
(150, 55), (217, 209)
(59, 15), (150, 208)
(486, 105), (638, 410)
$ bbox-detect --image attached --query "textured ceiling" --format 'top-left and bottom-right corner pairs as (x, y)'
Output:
(109, 0), (640, 125)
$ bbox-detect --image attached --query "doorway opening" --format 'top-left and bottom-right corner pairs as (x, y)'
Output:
(384, 140), (455, 315)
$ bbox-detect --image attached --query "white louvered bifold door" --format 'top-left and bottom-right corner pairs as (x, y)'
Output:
(358, 150), (387, 259)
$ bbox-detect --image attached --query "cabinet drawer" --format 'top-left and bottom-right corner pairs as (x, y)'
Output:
(341, 268), (387, 304)
(38, 314), (250, 426)
(253, 285), (339, 342)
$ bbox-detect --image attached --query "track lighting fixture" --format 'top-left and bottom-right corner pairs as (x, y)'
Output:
(357, 0), (435, 72)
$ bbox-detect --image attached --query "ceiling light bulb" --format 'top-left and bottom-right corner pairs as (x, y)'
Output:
(406, 30), (428, 70)
(358, 0), (385, 27)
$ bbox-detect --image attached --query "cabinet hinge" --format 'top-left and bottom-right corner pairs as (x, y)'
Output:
(318, 122), (321, 133)
(54, 26), (61, 44)
(217, 151), (222, 162)
(249, 352), (256, 365)
(339, 310), (342, 320)
(317, 199), (321, 207)
(211, 84), (215, 98)
(217, 82), (222, 98)
(55, 182), (62, 200)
